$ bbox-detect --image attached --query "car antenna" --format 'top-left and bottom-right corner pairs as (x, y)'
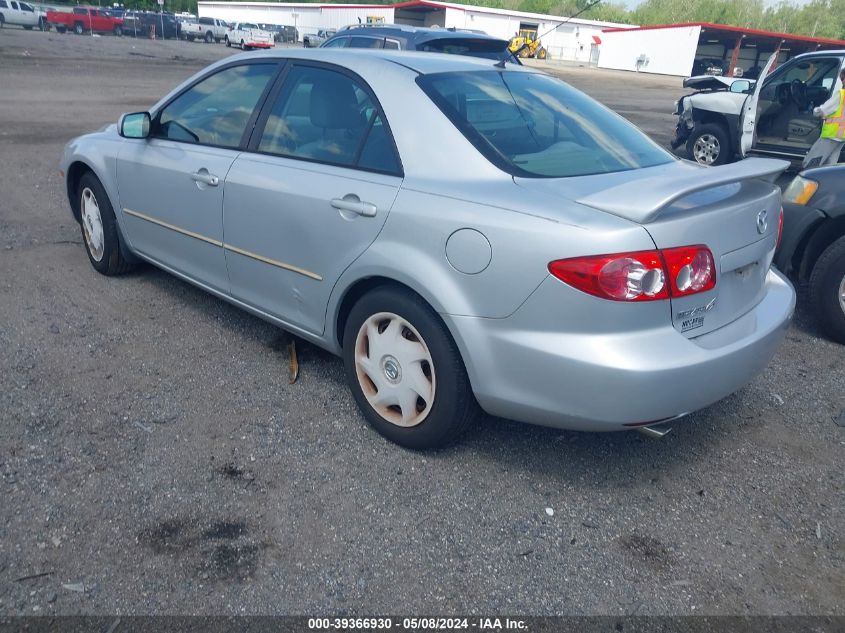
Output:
(499, 0), (602, 66)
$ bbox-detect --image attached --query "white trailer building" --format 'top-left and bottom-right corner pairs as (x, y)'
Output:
(196, 0), (629, 62)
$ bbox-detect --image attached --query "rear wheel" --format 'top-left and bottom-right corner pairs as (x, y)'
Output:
(74, 21), (83, 35)
(809, 235), (845, 344)
(113, 25), (122, 36)
(240, 39), (247, 50)
(0, 13), (5, 27)
(687, 123), (730, 166)
(77, 172), (135, 276)
(224, 35), (230, 47)
(343, 286), (478, 449)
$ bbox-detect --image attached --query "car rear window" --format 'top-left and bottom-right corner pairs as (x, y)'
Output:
(417, 70), (674, 178)
(420, 37), (511, 61)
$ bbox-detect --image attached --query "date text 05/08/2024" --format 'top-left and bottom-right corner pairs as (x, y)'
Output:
(308, 618), (528, 630)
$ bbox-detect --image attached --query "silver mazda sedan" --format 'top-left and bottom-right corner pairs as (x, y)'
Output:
(60, 49), (795, 448)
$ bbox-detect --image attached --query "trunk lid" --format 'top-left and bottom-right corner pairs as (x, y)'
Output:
(515, 158), (788, 337)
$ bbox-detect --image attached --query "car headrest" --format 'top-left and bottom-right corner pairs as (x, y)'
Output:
(310, 76), (361, 129)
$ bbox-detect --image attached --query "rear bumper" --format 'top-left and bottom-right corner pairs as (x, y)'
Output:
(447, 268), (795, 431)
(246, 41), (273, 48)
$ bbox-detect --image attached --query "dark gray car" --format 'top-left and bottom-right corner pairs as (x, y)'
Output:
(777, 165), (845, 343)
(321, 24), (514, 63)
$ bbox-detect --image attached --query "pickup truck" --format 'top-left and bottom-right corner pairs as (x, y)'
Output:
(303, 28), (335, 48)
(224, 22), (274, 49)
(183, 16), (228, 43)
(0, 0), (47, 31)
(47, 6), (123, 35)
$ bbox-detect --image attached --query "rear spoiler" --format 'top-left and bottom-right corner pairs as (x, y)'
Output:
(576, 158), (789, 224)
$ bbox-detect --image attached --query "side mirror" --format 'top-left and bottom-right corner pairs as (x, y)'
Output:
(118, 112), (150, 139)
(730, 80), (752, 94)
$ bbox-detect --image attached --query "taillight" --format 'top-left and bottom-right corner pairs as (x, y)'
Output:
(776, 206), (784, 249)
(661, 245), (716, 297)
(548, 250), (668, 302)
(549, 245), (716, 302)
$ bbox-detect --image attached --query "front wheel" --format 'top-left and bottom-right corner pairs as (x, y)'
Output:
(343, 286), (478, 449)
(77, 172), (135, 276)
(809, 235), (845, 344)
(113, 25), (122, 36)
(204, 30), (213, 43)
(687, 123), (731, 166)
(73, 21), (83, 35)
(224, 36), (230, 47)
(240, 39), (248, 50)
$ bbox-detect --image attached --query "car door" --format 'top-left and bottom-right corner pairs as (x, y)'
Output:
(116, 62), (279, 293)
(739, 52), (777, 157)
(223, 62), (403, 335)
(17, 2), (37, 26)
(7, 0), (21, 24)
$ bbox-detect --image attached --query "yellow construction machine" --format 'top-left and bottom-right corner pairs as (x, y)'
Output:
(508, 29), (547, 60)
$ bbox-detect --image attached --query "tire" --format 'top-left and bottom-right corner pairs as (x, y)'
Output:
(76, 172), (135, 276)
(186, 35), (194, 41)
(39, 17), (47, 31)
(57, 24), (66, 33)
(537, 47), (547, 59)
(687, 122), (731, 166)
(204, 30), (213, 43)
(113, 25), (122, 36)
(342, 286), (478, 449)
(224, 36), (230, 47)
(24, 25), (33, 30)
(74, 21), (83, 35)
(240, 39), (247, 50)
(809, 235), (845, 344)
(0, 13), (5, 28)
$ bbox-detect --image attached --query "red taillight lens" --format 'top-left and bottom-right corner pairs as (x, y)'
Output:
(662, 245), (716, 297)
(776, 206), (784, 249)
(548, 250), (668, 302)
(549, 245), (716, 302)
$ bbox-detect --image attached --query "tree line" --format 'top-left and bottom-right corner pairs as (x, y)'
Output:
(82, 0), (845, 41)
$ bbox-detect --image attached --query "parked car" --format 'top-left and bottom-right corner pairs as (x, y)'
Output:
(47, 7), (123, 35)
(257, 23), (296, 43)
(303, 28), (334, 48)
(0, 0), (47, 30)
(321, 24), (514, 63)
(224, 22), (274, 49)
(674, 50), (845, 166)
(777, 165), (845, 343)
(60, 50), (795, 448)
(183, 16), (228, 43)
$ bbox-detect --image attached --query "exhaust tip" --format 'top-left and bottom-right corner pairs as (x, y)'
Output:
(638, 425), (672, 439)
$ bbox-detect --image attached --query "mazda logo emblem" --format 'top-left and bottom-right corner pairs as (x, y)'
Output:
(756, 209), (768, 234)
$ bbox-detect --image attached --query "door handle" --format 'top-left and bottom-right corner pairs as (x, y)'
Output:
(331, 196), (377, 217)
(190, 170), (219, 187)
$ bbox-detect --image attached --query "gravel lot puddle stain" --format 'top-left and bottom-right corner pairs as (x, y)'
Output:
(139, 518), (265, 581)
(619, 533), (673, 571)
(203, 521), (247, 540)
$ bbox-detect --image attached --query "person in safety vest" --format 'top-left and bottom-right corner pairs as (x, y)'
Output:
(803, 68), (845, 168)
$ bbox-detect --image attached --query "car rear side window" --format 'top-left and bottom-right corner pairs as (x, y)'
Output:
(384, 39), (400, 50)
(156, 64), (276, 149)
(420, 37), (510, 61)
(256, 65), (401, 175)
(10, 1), (19, 9)
(322, 37), (348, 48)
(348, 36), (384, 49)
(199, 16), (212, 25)
(418, 70), (673, 178)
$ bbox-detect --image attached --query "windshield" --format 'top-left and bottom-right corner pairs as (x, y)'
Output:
(418, 70), (674, 178)
(421, 37), (511, 62)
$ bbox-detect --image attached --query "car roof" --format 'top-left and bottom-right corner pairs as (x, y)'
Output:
(794, 49), (845, 59)
(331, 24), (506, 44)
(233, 47), (530, 75)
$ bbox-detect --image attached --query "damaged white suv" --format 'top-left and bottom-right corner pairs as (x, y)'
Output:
(673, 50), (845, 166)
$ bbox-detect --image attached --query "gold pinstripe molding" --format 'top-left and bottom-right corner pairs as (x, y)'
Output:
(122, 207), (323, 282)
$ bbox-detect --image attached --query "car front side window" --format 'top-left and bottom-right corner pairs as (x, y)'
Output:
(156, 64), (276, 149)
(0, 1), (9, 9)
(256, 65), (401, 174)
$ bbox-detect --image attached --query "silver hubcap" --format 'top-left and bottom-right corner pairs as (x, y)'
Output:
(839, 275), (845, 316)
(354, 312), (436, 428)
(80, 187), (105, 262)
(693, 133), (720, 165)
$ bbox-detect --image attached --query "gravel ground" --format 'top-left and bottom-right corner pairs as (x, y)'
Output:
(0, 28), (843, 617)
